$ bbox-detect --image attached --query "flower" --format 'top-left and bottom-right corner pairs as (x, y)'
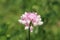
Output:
(18, 12), (43, 32)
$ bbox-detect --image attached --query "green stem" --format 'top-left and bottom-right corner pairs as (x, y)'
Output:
(29, 26), (30, 40)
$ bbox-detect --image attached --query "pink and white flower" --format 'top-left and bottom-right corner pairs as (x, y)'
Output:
(18, 12), (43, 32)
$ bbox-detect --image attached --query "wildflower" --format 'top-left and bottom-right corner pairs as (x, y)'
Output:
(18, 12), (43, 32)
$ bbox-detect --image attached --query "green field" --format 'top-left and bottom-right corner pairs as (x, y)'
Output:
(0, 0), (60, 40)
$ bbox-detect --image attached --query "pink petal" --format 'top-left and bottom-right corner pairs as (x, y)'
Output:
(30, 26), (33, 32)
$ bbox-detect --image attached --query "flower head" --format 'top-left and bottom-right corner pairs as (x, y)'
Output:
(18, 12), (43, 32)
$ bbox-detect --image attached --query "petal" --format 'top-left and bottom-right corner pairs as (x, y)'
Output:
(38, 21), (43, 25)
(33, 22), (38, 26)
(18, 20), (22, 23)
(25, 22), (29, 26)
(22, 14), (26, 17)
(19, 20), (26, 24)
(35, 12), (37, 15)
(37, 15), (41, 18)
(27, 20), (30, 24)
(18, 20), (26, 24)
(25, 12), (28, 15)
(25, 26), (29, 30)
(30, 26), (33, 32)
(22, 21), (27, 24)
(39, 18), (41, 21)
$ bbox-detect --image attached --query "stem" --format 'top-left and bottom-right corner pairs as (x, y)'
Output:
(28, 21), (32, 40)
(26, 26), (30, 40)
(29, 26), (30, 40)
(26, 22), (32, 40)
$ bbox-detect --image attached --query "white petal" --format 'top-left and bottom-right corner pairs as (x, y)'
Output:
(18, 20), (22, 23)
(37, 18), (41, 21)
(25, 26), (29, 30)
(33, 23), (37, 26)
(35, 12), (37, 15)
(25, 12), (27, 14)
(39, 18), (41, 21)
(37, 15), (41, 18)
(38, 21), (43, 25)
(22, 14), (26, 17)
(21, 21), (26, 24)
(18, 20), (26, 24)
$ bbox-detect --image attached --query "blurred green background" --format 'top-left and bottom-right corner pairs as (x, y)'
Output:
(0, 0), (60, 40)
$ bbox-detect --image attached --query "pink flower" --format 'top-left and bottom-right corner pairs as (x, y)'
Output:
(18, 12), (43, 32)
